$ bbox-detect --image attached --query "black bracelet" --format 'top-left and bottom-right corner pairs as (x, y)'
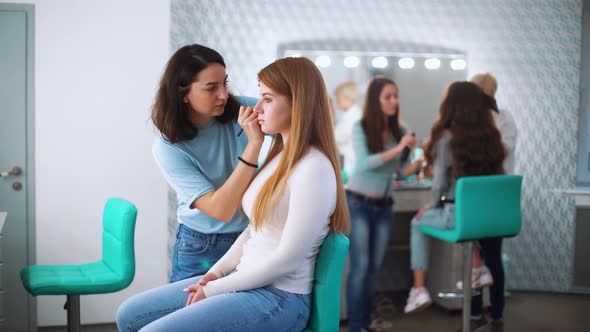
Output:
(238, 156), (258, 168)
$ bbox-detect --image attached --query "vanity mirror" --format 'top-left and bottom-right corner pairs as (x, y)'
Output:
(279, 39), (467, 140)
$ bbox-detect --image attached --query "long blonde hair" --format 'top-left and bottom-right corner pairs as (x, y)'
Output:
(252, 57), (350, 234)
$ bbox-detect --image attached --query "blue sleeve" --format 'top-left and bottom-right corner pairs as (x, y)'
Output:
(235, 95), (258, 106)
(352, 122), (385, 171)
(152, 138), (214, 207)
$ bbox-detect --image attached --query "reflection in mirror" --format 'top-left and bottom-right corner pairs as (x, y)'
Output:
(279, 40), (467, 141)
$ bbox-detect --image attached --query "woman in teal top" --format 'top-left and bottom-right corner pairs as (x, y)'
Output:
(345, 77), (420, 332)
(151, 44), (264, 282)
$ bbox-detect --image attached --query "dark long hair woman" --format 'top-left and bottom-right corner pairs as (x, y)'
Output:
(345, 77), (419, 332)
(424, 81), (505, 178)
(404, 81), (505, 316)
(152, 44), (242, 143)
(150, 44), (264, 283)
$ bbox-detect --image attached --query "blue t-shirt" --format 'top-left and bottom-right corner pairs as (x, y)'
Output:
(153, 119), (249, 234)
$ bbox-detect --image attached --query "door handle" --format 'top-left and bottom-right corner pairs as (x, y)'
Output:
(0, 166), (22, 177)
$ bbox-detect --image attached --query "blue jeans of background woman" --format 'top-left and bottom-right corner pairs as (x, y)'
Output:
(346, 193), (394, 332)
(116, 275), (311, 332)
(410, 204), (455, 271)
(170, 224), (240, 282)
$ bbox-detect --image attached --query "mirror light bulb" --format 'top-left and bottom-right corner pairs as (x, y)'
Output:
(424, 58), (441, 70)
(398, 57), (415, 69)
(450, 59), (467, 70)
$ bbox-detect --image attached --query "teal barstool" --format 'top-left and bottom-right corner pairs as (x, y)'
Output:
(20, 198), (137, 332)
(420, 175), (522, 332)
(304, 231), (350, 332)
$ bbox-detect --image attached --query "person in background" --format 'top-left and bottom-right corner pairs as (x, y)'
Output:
(333, 81), (362, 176)
(469, 72), (518, 328)
(470, 72), (517, 173)
(346, 77), (418, 332)
(404, 82), (505, 332)
(116, 57), (350, 332)
(151, 44), (264, 283)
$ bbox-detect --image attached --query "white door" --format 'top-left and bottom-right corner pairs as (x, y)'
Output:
(0, 4), (35, 332)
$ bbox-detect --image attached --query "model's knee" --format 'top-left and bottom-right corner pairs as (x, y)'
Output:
(116, 296), (142, 332)
(116, 299), (132, 332)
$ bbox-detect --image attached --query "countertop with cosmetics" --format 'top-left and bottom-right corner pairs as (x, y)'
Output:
(392, 179), (432, 212)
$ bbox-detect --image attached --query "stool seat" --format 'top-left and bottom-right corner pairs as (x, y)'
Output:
(21, 260), (131, 296)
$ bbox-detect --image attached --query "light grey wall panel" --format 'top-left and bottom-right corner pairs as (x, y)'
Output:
(171, 0), (582, 292)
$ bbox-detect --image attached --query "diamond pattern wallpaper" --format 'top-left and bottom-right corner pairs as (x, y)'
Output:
(168, 0), (582, 292)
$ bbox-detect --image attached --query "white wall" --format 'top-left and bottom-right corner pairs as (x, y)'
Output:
(6, 0), (171, 326)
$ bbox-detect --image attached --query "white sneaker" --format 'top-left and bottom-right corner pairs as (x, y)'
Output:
(404, 287), (432, 314)
(472, 266), (494, 289)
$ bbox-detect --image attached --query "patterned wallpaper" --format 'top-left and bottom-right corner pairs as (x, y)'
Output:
(169, 0), (582, 292)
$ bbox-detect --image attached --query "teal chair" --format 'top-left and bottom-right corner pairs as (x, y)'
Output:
(304, 231), (350, 332)
(420, 175), (522, 332)
(20, 198), (137, 332)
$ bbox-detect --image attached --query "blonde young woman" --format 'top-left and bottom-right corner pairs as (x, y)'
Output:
(116, 57), (350, 332)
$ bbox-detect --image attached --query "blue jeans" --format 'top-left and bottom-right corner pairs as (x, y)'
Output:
(170, 224), (240, 283)
(410, 204), (455, 271)
(345, 193), (393, 332)
(116, 275), (311, 332)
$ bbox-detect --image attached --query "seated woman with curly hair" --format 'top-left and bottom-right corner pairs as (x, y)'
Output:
(404, 81), (506, 319)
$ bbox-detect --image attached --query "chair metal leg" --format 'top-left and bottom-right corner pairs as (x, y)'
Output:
(462, 242), (473, 332)
(65, 295), (81, 332)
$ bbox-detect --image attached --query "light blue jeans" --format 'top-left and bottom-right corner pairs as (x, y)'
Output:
(410, 204), (455, 271)
(116, 275), (311, 332)
(345, 193), (394, 332)
(170, 224), (240, 283)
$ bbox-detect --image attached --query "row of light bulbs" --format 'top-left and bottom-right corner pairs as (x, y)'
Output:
(313, 55), (466, 71)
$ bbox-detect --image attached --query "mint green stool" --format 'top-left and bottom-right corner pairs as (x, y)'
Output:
(20, 198), (137, 332)
(420, 175), (522, 332)
(304, 231), (349, 332)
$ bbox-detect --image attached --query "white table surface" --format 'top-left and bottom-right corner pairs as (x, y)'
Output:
(558, 187), (590, 207)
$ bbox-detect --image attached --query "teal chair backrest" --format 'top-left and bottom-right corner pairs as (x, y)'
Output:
(101, 198), (137, 289)
(453, 175), (522, 242)
(305, 231), (350, 332)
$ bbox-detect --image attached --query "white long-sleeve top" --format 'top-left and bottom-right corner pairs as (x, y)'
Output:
(334, 104), (362, 172)
(202, 148), (335, 297)
(493, 109), (518, 174)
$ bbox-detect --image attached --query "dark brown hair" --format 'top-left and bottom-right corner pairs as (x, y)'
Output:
(486, 94), (500, 114)
(151, 44), (240, 143)
(361, 78), (403, 153)
(425, 81), (505, 178)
